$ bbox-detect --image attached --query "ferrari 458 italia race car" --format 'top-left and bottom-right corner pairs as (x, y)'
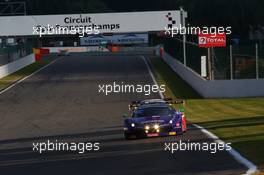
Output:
(123, 98), (187, 139)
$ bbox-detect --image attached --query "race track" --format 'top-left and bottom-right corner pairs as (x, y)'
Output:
(0, 53), (246, 174)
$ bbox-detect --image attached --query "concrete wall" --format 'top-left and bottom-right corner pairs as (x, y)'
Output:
(161, 51), (264, 98)
(0, 54), (35, 79)
(118, 46), (156, 55)
(0, 51), (26, 66)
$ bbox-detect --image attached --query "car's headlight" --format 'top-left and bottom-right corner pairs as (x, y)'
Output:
(154, 124), (159, 129)
(169, 120), (173, 124)
(131, 123), (135, 127)
(145, 125), (150, 130)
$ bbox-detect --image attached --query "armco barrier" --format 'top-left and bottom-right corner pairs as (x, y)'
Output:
(160, 51), (264, 98)
(0, 54), (35, 79)
(43, 46), (108, 53)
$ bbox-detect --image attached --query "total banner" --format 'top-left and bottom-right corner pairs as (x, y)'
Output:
(198, 33), (226, 48)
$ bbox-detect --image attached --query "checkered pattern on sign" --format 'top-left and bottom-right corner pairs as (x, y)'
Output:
(166, 12), (176, 28)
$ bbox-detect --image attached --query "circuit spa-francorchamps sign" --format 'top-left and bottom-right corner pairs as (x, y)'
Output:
(0, 11), (182, 36)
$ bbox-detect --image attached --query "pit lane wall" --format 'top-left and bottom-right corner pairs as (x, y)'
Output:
(43, 46), (154, 54)
(0, 53), (35, 79)
(157, 49), (264, 98)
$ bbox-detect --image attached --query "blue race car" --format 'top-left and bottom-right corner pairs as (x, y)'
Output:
(123, 98), (187, 139)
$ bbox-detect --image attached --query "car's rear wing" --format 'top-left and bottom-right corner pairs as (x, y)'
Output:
(166, 99), (184, 105)
(167, 99), (186, 113)
(128, 98), (185, 111)
(128, 101), (141, 111)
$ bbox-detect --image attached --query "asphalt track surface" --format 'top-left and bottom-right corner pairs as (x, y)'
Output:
(0, 53), (246, 175)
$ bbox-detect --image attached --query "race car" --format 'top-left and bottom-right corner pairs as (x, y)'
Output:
(123, 98), (187, 139)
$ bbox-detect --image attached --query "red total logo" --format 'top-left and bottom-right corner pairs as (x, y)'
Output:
(198, 33), (226, 48)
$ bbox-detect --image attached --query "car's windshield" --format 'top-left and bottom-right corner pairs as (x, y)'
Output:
(133, 107), (173, 118)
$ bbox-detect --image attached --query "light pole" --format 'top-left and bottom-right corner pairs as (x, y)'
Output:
(230, 45), (233, 80)
(256, 43), (259, 79)
(180, 7), (187, 66)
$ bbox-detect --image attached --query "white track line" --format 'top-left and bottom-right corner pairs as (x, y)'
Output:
(141, 55), (258, 175)
(141, 56), (164, 99)
(193, 124), (257, 175)
(0, 57), (62, 95)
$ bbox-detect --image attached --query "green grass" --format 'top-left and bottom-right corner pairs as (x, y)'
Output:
(0, 55), (55, 91)
(148, 57), (201, 99)
(149, 56), (264, 170)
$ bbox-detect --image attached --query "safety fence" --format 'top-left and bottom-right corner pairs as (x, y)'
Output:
(156, 47), (264, 98)
(154, 36), (264, 80)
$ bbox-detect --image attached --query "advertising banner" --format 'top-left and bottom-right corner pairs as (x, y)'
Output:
(80, 33), (148, 45)
(198, 33), (226, 48)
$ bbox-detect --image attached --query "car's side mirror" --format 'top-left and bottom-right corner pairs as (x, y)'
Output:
(123, 113), (128, 118)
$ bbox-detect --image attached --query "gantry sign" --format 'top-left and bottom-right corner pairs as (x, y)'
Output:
(0, 10), (185, 36)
